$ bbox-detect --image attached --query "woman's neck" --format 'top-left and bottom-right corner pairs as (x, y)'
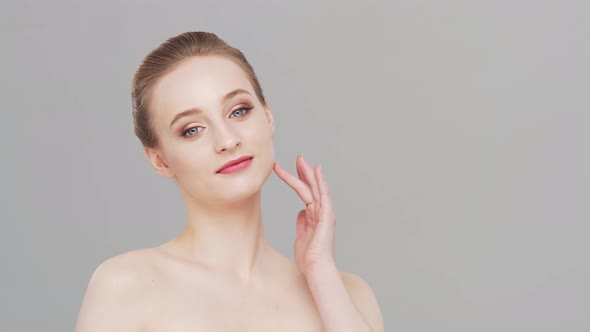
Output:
(165, 190), (275, 284)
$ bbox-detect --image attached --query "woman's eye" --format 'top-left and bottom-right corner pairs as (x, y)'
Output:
(182, 126), (204, 138)
(230, 107), (253, 118)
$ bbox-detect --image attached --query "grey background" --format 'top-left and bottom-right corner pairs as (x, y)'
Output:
(1, 0), (589, 331)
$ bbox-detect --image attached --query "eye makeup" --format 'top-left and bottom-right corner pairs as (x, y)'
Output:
(179, 105), (254, 138)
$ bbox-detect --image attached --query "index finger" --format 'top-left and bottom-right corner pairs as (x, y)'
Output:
(273, 162), (314, 205)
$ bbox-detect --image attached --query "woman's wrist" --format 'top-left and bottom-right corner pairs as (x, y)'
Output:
(303, 260), (339, 280)
(302, 261), (374, 332)
(302, 258), (338, 278)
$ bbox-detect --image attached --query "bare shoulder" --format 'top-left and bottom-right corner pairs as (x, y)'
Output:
(75, 248), (159, 332)
(341, 272), (385, 332)
(93, 248), (158, 286)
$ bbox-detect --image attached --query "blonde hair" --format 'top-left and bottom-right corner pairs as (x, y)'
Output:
(131, 31), (267, 148)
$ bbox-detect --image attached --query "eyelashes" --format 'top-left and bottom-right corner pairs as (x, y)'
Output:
(182, 126), (204, 138)
(181, 106), (254, 138)
(229, 106), (253, 118)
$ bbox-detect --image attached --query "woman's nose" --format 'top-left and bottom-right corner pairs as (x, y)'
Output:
(214, 126), (241, 153)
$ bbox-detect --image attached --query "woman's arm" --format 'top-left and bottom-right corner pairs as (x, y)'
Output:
(305, 265), (385, 332)
(273, 155), (384, 332)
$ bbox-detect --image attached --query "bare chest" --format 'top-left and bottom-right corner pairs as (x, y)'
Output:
(138, 274), (324, 332)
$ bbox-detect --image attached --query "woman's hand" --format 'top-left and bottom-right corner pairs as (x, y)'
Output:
(273, 154), (336, 275)
(274, 155), (383, 332)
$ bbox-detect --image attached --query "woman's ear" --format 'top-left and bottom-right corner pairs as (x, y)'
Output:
(144, 147), (175, 178)
(263, 104), (275, 136)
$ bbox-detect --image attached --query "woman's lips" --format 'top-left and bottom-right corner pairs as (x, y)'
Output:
(217, 157), (253, 174)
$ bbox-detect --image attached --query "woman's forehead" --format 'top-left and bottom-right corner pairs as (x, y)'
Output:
(152, 56), (255, 118)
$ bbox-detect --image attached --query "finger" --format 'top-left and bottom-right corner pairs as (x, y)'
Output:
(298, 155), (321, 205)
(314, 165), (335, 223)
(295, 155), (309, 185)
(295, 209), (308, 238)
(273, 162), (314, 205)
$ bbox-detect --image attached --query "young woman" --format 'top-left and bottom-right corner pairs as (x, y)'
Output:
(75, 31), (384, 332)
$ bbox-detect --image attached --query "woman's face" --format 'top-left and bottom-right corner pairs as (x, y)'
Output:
(146, 55), (275, 204)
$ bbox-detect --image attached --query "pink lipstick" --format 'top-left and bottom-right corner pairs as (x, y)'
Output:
(216, 156), (254, 174)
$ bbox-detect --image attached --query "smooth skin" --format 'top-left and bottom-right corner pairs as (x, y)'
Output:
(75, 55), (384, 332)
(274, 157), (383, 332)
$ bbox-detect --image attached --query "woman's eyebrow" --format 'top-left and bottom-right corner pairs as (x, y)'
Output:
(221, 88), (251, 105)
(169, 88), (252, 128)
(169, 108), (203, 129)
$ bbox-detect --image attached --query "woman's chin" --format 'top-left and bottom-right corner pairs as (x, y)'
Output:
(183, 158), (274, 205)
(219, 158), (272, 189)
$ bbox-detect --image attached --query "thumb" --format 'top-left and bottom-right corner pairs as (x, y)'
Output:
(295, 209), (307, 238)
